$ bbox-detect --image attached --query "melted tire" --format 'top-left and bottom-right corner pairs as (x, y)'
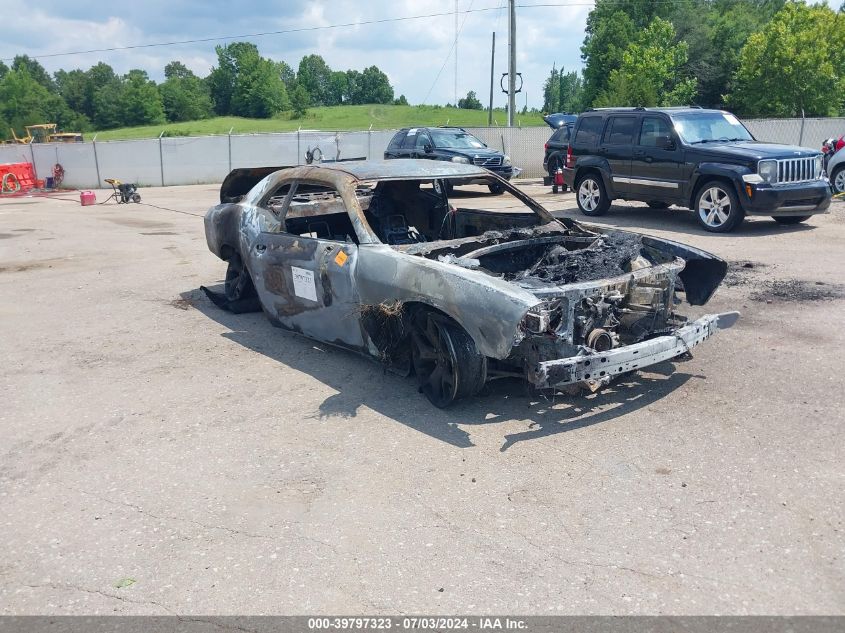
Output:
(412, 313), (487, 408)
(225, 255), (257, 303)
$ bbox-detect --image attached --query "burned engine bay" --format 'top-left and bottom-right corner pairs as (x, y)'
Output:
(401, 222), (692, 366)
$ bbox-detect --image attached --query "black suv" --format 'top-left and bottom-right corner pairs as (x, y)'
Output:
(384, 127), (513, 194)
(563, 107), (832, 232)
(542, 114), (578, 191)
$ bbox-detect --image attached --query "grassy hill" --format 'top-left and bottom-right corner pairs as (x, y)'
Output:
(92, 105), (546, 140)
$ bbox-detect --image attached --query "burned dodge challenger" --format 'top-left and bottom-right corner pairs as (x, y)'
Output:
(204, 160), (738, 407)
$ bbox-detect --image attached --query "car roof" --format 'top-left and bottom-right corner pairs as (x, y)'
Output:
(297, 159), (490, 181)
(581, 107), (726, 116)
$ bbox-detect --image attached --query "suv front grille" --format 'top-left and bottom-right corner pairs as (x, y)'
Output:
(777, 157), (819, 184)
(473, 156), (502, 167)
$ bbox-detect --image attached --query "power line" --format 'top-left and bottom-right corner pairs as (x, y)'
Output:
(2, 3), (610, 62)
(422, 0), (477, 105)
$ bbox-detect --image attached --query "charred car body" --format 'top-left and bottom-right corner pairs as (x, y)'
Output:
(204, 160), (738, 407)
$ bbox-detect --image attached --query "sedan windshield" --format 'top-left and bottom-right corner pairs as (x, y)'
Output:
(671, 112), (753, 144)
(430, 130), (487, 149)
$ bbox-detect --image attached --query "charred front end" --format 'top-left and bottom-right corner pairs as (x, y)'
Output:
(504, 230), (737, 390)
(408, 224), (737, 392)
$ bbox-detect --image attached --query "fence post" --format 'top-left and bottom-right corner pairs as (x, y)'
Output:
(798, 110), (806, 147)
(228, 127), (233, 173)
(158, 130), (165, 187)
(29, 143), (37, 180)
(368, 124), (373, 160)
(297, 127), (301, 165)
(92, 134), (101, 188)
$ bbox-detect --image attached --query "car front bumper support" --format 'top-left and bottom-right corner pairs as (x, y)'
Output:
(531, 312), (740, 389)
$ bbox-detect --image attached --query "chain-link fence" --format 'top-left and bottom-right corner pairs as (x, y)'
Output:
(0, 117), (842, 189)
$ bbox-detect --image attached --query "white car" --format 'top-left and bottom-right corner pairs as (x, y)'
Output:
(827, 145), (845, 194)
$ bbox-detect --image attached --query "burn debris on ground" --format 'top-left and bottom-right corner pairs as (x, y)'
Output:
(723, 260), (768, 287)
(510, 232), (643, 285)
(750, 279), (845, 303)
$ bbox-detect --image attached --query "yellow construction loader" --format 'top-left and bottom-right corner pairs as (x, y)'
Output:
(8, 124), (83, 144)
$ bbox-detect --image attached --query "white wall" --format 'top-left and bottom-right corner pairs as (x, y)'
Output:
(3, 117), (842, 189)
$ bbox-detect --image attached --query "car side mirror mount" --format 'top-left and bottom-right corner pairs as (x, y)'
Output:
(424, 143), (433, 153)
(658, 135), (675, 150)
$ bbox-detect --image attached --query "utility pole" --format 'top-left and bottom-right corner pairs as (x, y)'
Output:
(488, 32), (495, 126)
(455, 0), (459, 106)
(508, 0), (516, 126)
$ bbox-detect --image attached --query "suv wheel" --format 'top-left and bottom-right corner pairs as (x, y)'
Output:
(576, 173), (611, 216)
(832, 165), (845, 194)
(694, 181), (744, 232)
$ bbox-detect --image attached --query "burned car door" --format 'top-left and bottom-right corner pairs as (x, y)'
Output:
(247, 181), (365, 350)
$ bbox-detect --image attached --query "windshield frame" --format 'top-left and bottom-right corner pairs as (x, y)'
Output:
(670, 111), (754, 145)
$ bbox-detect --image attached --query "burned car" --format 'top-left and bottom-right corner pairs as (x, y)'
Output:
(204, 160), (738, 407)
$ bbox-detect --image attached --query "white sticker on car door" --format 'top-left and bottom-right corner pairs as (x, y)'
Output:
(291, 266), (317, 302)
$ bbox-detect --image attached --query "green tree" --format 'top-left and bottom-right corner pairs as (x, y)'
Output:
(208, 43), (290, 118)
(231, 51), (290, 118)
(290, 84), (309, 118)
(328, 71), (348, 105)
(458, 90), (483, 110)
(92, 69), (165, 129)
(581, 0), (670, 106)
(558, 70), (584, 112)
(159, 61), (213, 122)
(0, 61), (8, 81)
(208, 42), (258, 115)
(277, 61), (296, 89)
(358, 66), (393, 104)
(670, 0), (785, 108)
(394, 94), (409, 106)
(297, 54), (332, 106)
(11, 55), (55, 92)
(728, 2), (845, 117)
(0, 69), (73, 131)
(542, 66), (560, 112)
(595, 17), (697, 107)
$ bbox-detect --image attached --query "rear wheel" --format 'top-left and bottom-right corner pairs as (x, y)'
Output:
(488, 182), (505, 195)
(131, 193), (141, 203)
(773, 215), (811, 225)
(576, 173), (611, 216)
(411, 312), (486, 408)
(224, 255), (256, 302)
(694, 181), (744, 232)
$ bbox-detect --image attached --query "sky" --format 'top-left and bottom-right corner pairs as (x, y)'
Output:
(0, 1), (841, 111)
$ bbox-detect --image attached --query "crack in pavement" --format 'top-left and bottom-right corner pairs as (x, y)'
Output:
(22, 582), (173, 613)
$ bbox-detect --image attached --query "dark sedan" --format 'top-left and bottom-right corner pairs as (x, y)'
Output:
(384, 127), (515, 194)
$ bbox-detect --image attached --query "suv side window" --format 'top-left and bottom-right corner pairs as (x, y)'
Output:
(574, 116), (604, 146)
(387, 131), (406, 150)
(551, 126), (571, 143)
(401, 129), (420, 149)
(603, 116), (637, 145)
(639, 117), (672, 146)
(414, 132), (431, 149)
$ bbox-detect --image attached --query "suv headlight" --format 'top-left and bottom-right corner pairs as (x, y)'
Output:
(451, 156), (470, 164)
(503, 155), (512, 166)
(815, 155), (823, 178)
(758, 159), (778, 184)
